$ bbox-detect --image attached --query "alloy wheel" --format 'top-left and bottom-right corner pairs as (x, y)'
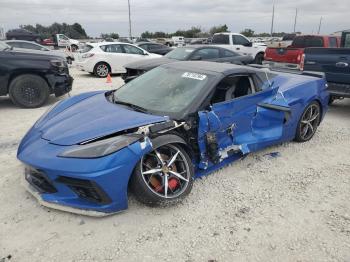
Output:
(140, 145), (190, 199)
(299, 103), (320, 141)
(96, 64), (109, 77)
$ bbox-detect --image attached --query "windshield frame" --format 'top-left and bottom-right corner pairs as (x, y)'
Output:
(112, 65), (219, 119)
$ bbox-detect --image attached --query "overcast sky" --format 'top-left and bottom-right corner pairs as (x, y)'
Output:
(0, 0), (348, 37)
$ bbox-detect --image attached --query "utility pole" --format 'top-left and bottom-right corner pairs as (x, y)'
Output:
(270, 1), (275, 36)
(317, 16), (323, 34)
(128, 0), (132, 39)
(293, 8), (298, 33)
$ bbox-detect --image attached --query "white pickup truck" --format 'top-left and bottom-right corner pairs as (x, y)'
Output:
(56, 34), (80, 50)
(211, 32), (266, 64)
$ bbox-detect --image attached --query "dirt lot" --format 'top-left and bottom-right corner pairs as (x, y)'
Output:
(0, 68), (349, 262)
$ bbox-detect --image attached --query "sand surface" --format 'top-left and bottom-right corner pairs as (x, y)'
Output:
(1, 68), (349, 262)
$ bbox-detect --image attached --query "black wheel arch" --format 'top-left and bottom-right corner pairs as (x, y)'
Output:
(150, 133), (195, 163)
(8, 71), (52, 94)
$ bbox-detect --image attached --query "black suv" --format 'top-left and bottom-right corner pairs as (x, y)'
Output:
(0, 42), (73, 108)
(6, 29), (41, 42)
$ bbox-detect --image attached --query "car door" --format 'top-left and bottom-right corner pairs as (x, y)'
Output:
(100, 44), (125, 73)
(57, 34), (70, 47)
(121, 44), (148, 64)
(217, 49), (242, 63)
(231, 35), (252, 55)
(197, 74), (289, 168)
(188, 48), (221, 61)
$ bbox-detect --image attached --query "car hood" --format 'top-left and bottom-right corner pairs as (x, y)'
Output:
(12, 48), (66, 58)
(125, 57), (176, 70)
(38, 92), (168, 146)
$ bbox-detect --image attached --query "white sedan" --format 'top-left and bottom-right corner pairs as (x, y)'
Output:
(76, 42), (161, 77)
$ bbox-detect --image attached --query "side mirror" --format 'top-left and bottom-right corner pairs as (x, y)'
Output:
(191, 55), (202, 61)
(244, 42), (253, 47)
(143, 51), (149, 56)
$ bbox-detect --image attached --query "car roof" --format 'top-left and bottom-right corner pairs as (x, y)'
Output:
(137, 42), (162, 45)
(163, 61), (256, 75)
(5, 40), (41, 44)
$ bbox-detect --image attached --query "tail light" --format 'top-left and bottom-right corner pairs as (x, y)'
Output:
(82, 53), (95, 59)
(300, 54), (305, 71)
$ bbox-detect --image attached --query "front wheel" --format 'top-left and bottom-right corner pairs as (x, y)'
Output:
(295, 101), (321, 142)
(130, 143), (194, 206)
(9, 74), (50, 108)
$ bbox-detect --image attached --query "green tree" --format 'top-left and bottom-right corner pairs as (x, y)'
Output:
(240, 28), (255, 37)
(209, 24), (229, 35)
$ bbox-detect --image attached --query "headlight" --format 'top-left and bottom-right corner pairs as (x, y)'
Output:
(58, 135), (141, 158)
(50, 59), (66, 68)
(50, 59), (67, 73)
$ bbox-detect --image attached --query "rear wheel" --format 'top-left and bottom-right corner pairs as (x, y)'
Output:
(94, 62), (110, 78)
(254, 53), (264, 64)
(9, 74), (50, 108)
(130, 143), (194, 206)
(295, 101), (321, 142)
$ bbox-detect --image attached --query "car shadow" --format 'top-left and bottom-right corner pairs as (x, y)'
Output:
(328, 99), (350, 120)
(0, 95), (64, 110)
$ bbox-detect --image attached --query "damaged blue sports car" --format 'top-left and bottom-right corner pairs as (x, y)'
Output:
(18, 61), (329, 216)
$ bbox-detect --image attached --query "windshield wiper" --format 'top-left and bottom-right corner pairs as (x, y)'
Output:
(114, 98), (149, 113)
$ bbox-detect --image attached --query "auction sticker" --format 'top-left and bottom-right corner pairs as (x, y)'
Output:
(182, 72), (207, 81)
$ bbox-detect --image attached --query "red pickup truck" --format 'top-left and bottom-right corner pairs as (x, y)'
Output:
(264, 35), (340, 69)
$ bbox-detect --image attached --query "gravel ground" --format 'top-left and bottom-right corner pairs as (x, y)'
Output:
(0, 68), (349, 262)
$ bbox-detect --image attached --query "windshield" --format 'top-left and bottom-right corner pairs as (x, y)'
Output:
(0, 41), (11, 51)
(165, 47), (194, 60)
(291, 36), (324, 48)
(113, 66), (212, 116)
(212, 34), (230, 44)
(80, 44), (94, 53)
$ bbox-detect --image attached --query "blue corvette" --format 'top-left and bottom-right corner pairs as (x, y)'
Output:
(18, 61), (329, 216)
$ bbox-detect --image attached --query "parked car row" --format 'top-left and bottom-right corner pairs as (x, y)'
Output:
(122, 45), (254, 82)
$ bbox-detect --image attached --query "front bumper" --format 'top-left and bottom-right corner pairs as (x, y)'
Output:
(17, 130), (153, 215)
(121, 68), (146, 83)
(328, 82), (350, 98)
(53, 75), (73, 97)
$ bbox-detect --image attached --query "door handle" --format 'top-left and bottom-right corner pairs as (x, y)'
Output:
(236, 48), (240, 50)
(336, 62), (349, 67)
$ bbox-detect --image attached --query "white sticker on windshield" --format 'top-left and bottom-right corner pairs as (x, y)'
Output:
(182, 72), (207, 81)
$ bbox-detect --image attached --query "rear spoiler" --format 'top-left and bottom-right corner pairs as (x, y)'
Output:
(248, 64), (325, 78)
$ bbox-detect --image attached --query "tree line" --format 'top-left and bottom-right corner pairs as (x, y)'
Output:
(20, 23), (88, 39)
(19, 23), (291, 40)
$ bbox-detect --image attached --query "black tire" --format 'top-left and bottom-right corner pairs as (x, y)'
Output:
(254, 53), (264, 64)
(130, 143), (194, 206)
(9, 74), (50, 108)
(295, 101), (321, 142)
(93, 62), (110, 78)
(66, 57), (73, 65)
(71, 44), (78, 52)
(328, 95), (336, 105)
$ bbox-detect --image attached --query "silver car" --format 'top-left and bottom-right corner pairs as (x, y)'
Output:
(4, 40), (74, 64)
